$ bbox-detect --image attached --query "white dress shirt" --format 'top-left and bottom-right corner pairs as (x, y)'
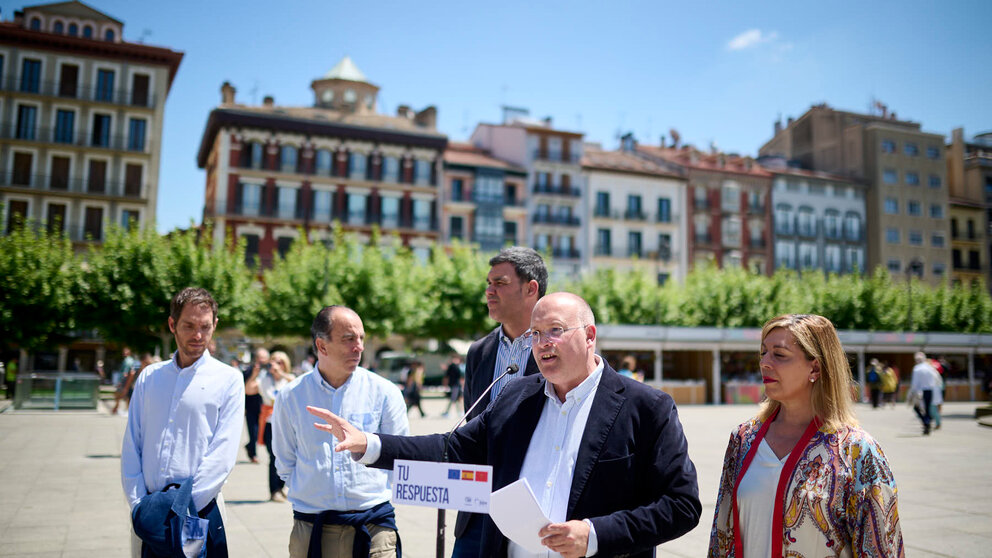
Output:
(121, 350), (245, 512)
(258, 370), (289, 423)
(272, 367), (409, 513)
(509, 356), (604, 558)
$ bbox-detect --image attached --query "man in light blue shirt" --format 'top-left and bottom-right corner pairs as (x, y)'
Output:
(121, 287), (245, 557)
(272, 305), (409, 558)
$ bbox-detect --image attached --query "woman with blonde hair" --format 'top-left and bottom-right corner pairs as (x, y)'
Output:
(260, 350), (294, 501)
(708, 314), (903, 557)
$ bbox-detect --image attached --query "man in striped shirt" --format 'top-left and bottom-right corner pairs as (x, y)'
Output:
(453, 246), (547, 558)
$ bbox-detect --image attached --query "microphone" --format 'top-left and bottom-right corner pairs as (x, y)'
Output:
(436, 363), (519, 558)
(443, 362), (519, 460)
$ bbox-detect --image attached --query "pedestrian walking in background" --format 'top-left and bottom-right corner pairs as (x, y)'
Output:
(261, 351), (293, 502)
(867, 358), (884, 408)
(910, 352), (942, 435)
(442, 354), (463, 417)
(880, 361), (899, 408)
(404, 360), (426, 418)
(244, 348), (269, 464)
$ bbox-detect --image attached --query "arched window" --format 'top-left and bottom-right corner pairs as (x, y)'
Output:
(30, 18), (41, 30)
(82, 25), (93, 38)
(104, 29), (115, 42)
(53, 21), (64, 33)
(797, 206), (816, 237)
(68, 23), (78, 35)
(280, 145), (298, 173)
(774, 203), (794, 235)
(314, 149), (332, 175)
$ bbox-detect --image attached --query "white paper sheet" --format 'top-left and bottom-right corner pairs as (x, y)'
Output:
(488, 478), (550, 553)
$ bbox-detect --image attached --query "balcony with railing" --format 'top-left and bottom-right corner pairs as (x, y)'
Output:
(532, 149), (582, 164)
(531, 214), (581, 227)
(0, 171), (145, 198)
(551, 247), (581, 259)
(594, 244), (612, 257)
(624, 210), (648, 221)
(532, 183), (581, 197)
(2, 76), (157, 108)
(0, 123), (150, 152)
(749, 237), (767, 249)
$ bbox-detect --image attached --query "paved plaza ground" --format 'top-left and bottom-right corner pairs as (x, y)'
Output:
(0, 395), (989, 557)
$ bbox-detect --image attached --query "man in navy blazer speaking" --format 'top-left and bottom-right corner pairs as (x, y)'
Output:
(309, 292), (701, 557)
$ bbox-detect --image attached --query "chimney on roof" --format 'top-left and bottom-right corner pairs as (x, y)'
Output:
(718, 153), (726, 167)
(542, 116), (553, 127)
(787, 116), (794, 126)
(221, 81), (236, 105)
(890, 112), (897, 120)
(744, 156), (754, 171)
(660, 135), (666, 148)
(414, 106), (437, 129)
(262, 95), (274, 107)
(774, 119), (782, 135)
(397, 105), (413, 119)
(669, 128), (681, 148)
(620, 132), (637, 152)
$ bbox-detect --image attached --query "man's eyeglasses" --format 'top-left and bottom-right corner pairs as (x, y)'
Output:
(522, 325), (588, 345)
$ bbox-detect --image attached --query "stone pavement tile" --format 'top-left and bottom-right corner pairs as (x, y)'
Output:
(0, 524), (68, 544)
(905, 526), (992, 558)
(0, 539), (65, 555)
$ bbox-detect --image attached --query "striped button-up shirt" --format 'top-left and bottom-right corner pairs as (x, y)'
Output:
(490, 325), (534, 401)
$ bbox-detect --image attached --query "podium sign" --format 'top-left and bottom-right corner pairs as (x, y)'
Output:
(391, 459), (493, 513)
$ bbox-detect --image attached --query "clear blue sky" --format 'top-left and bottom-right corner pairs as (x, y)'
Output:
(9, 0), (989, 233)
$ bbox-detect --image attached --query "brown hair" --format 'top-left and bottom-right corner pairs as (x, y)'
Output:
(757, 314), (857, 430)
(170, 287), (218, 323)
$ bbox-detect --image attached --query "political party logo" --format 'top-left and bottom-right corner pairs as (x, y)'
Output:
(448, 468), (489, 482)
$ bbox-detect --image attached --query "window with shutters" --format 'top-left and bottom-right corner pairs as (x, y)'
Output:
(125, 164), (143, 197)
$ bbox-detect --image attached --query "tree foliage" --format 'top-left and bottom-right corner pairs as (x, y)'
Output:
(0, 223), (78, 351)
(78, 223), (255, 352)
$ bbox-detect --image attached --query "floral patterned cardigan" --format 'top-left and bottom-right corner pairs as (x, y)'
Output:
(708, 410), (904, 558)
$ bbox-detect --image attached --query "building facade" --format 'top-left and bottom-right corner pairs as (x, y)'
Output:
(637, 144), (773, 275)
(582, 142), (688, 285)
(0, 1), (182, 244)
(441, 142), (527, 252)
(196, 57), (447, 267)
(759, 160), (868, 275)
(760, 104), (949, 283)
(470, 110), (585, 277)
(946, 128), (992, 287)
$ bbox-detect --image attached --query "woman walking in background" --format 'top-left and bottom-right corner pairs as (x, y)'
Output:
(405, 360), (426, 418)
(709, 314), (903, 557)
(261, 350), (294, 501)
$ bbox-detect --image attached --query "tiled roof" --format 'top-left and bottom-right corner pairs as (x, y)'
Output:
(581, 148), (682, 179)
(637, 145), (772, 177)
(227, 105), (445, 138)
(444, 142), (525, 173)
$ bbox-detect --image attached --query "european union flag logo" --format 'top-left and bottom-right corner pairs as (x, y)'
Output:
(448, 469), (460, 480)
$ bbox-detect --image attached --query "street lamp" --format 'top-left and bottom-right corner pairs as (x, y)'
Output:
(905, 258), (923, 330)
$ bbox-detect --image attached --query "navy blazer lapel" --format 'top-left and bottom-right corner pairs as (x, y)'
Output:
(567, 365), (626, 518)
(496, 378), (546, 484)
(470, 328), (501, 411)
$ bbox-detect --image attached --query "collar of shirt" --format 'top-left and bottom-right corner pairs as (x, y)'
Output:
(499, 324), (532, 349)
(311, 366), (356, 393)
(169, 349), (212, 374)
(542, 355), (604, 405)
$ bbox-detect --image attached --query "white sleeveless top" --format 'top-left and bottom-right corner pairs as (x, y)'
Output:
(737, 438), (786, 558)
